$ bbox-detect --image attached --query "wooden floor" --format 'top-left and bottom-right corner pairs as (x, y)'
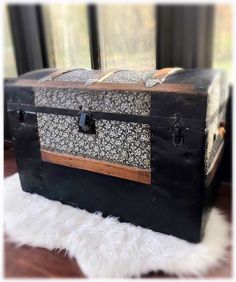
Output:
(4, 146), (232, 278)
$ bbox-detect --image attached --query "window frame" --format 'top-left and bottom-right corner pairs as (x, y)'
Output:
(8, 5), (49, 75)
(7, 4), (215, 74)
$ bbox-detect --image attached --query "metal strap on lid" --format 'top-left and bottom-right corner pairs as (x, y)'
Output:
(145, 67), (182, 87)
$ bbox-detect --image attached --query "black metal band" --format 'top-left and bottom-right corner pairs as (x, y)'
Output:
(8, 102), (206, 131)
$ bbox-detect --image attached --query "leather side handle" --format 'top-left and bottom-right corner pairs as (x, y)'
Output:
(218, 122), (226, 138)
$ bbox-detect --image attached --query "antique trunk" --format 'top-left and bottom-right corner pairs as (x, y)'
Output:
(6, 68), (228, 243)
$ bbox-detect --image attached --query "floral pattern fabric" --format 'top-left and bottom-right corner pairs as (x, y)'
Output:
(205, 74), (227, 174)
(55, 69), (102, 82)
(37, 113), (151, 169)
(35, 88), (151, 116)
(35, 70), (152, 169)
(103, 70), (156, 83)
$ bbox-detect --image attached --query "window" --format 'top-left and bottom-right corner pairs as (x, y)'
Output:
(213, 5), (233, 81)
(42, 4), (91, 69)
(4, 6), (17, 77)
(98, 5), (156, 70)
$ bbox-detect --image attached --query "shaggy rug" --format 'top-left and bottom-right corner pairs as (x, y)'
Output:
(4, 173), (230, 278)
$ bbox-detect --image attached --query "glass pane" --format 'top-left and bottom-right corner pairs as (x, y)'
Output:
(4, 6), (17, 77)
(98, 4), (156, 70)
(213, 5), (233, 82)
(42, 4), (91, 69)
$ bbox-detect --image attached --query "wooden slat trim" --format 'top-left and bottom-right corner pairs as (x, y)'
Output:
(152, 67), (182, 82)
(84, 69), (118, 85)
(47, 68), (84, 81)
(97, 70), (118, 82)
(41, 150), (151, 185)
(13, 79), (200, 95)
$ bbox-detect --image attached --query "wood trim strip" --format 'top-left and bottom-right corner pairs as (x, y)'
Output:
(85, 69), (118, 85)
(43, 68), (86, 81)
(153, 67), (182, 82)
(41, 150), (151, 185)
(13, 79), (199, 95)
(97, 70), (118, 82)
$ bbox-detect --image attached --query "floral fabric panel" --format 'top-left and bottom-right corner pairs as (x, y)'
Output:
(103, 70), (156, 83)
(55, 69), (102, 82)
(37, 113), (151, 169)
(39, 69), (156, 84)
(38, 69), (102, 83)
(206, 73), (227, 120)
(205, 113), (226, 174)
(34, 88), (151, 116)
(205, 73), (227, 174)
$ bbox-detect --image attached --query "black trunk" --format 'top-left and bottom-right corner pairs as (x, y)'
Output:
(5, 68), (228, 242)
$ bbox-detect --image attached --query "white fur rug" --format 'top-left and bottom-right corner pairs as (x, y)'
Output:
(4, 174), (230, 278)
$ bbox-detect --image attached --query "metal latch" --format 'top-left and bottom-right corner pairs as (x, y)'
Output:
(170, 113), (187, 146)
(16, 101), (25, 122)
(78, 113), (96, 134)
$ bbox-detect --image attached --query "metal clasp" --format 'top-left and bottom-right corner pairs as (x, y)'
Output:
(170, 113), (186, 146)
(78, 112), (96, 134)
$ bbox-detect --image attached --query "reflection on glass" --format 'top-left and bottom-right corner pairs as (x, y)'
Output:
(4, 6), (17, 77)
(213, 5), (233, 81)
(43, 4), (91, 69)
(98, 5), (156, 70)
